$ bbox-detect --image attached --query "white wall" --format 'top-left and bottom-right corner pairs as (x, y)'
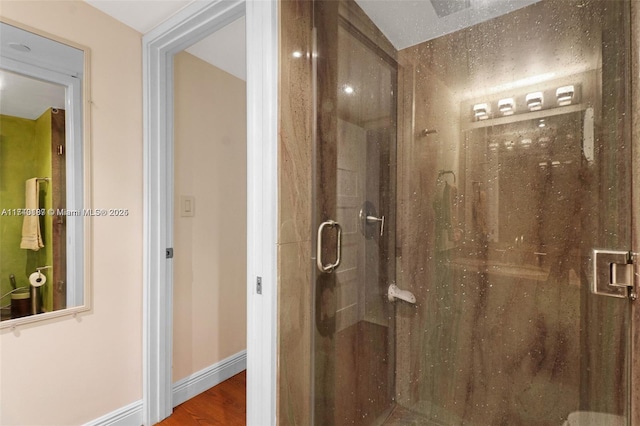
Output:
(172, 51), (247, 382)
(0, 2), (143, 424)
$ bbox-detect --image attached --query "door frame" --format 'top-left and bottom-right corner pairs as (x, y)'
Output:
(631, 3), (640, 425)
(142, 0), (279, 424)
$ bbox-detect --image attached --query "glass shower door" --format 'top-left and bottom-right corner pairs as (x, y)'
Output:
(394, 0), (633, 425)
(310, 0), (633, 425)
(312, 1), (398, 424)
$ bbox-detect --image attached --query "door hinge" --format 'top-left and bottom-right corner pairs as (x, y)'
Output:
(166, 248), (173, 259)
(592, 249), (637, 300)
(256, 276), (262, 294)
(57, 145), (64, 156)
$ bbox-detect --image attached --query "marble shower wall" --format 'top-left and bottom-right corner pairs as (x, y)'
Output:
(395, 0), (634, 424)
(277, 1), (314, 424)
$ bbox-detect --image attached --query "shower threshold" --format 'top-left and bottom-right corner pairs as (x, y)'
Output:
(377, 404), (449, 426)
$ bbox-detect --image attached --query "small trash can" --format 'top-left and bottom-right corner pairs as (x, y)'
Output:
(11, 289), (32, 319)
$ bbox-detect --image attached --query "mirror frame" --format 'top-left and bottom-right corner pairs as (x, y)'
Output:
(0, 18), (91, 329)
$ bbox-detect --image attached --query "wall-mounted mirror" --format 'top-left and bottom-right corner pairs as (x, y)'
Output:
(0, 21), (88, 327)
(458, 70), (597, 279)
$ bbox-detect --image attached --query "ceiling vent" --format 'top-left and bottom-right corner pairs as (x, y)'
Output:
(430, 0), (471, 18)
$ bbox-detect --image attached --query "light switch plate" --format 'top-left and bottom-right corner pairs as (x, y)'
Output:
(180, 195), (195, 217)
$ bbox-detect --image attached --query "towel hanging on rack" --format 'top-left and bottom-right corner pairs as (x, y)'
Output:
(433, 177), (460, 251)
(20, 178), (44, 251)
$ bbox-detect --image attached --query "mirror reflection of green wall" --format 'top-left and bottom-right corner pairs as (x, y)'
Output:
(0, 106), (62, 316)
(0, 21), (86, 325)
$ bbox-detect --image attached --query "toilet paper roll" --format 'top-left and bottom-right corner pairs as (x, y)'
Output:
(29, 272), (46, 287)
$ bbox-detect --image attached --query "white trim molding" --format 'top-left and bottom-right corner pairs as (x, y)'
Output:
(143, 0), (278, 425)
(246, 0), (279, 424)
(173, 351), (247, 407)
(85, 352), (246, 426)
(83, 401), (143, 426)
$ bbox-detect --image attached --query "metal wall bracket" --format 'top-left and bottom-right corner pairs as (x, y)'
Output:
(592, 249), (637, 300)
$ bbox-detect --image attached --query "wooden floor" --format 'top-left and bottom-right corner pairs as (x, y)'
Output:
(156, 371), (246, 425)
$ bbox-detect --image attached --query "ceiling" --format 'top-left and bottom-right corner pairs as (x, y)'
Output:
(0, 69), (65, 119)
(0, 22), (83, 119)
(355, 0), (541, 50)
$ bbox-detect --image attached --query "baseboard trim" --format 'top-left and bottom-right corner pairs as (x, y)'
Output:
(83, 351), (246, 426)
(172, 350), (247, 407)
(83, 400), (143, 426)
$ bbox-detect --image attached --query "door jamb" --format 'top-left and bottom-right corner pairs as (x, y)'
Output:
(142, 0), (279, 423)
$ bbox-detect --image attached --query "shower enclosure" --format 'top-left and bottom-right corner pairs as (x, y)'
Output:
(310, 0), (634, 425)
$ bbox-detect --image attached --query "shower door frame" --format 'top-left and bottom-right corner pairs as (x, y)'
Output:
(630, 3), (640, 425)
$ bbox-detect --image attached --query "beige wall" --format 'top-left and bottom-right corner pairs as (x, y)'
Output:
(0, 1), (143, 425)
(172, 52), (247, 382)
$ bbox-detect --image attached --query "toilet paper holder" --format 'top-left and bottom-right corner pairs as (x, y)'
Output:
(30, 266), (51, 288)
(29, 266), (52, 315)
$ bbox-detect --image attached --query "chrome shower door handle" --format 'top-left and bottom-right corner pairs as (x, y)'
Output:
(317, 220), (342, 273)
